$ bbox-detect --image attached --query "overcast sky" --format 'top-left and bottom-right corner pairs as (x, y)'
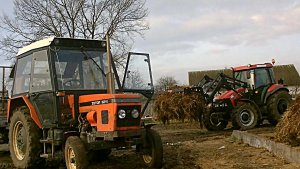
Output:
(1, 1), (300, 84)
(133, 0), (300, 84)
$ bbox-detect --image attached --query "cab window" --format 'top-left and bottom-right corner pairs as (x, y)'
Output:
(255, 69), (271, 88)
(13, 54), (32, 95)
(30, 50), (52, 92)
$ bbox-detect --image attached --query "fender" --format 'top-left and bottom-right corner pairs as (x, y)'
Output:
(7, 96), (42, 128)
(141, 116), (157, 129)
(264, 84), (289, 104)
(237, 98), (262, 121)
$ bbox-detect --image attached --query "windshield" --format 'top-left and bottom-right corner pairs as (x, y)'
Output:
(234, 70), (254, 88)
(53, 49), (108, 90)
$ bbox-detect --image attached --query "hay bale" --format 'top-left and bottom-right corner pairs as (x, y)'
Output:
(275, 97), (300, 145)
(181, 93), (206, 128)
(153, 86), (207, 126)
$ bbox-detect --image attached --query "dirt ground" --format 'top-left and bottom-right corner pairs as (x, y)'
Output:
(1, 123), (300, 169)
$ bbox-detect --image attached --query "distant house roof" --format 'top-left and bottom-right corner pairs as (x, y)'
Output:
(188, 64), (300, 86)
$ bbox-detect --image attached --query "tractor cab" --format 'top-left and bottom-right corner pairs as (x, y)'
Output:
(10, 37), (154, 128)
(232, 63), (283, 106)
(232, 63), (276, 90)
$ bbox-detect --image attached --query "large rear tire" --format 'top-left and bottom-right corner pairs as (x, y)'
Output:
(65, 136), (88, 169)
(267, 90), (291, 125)
(142, 129), (163, 168)
(203, 110), (228, 131)
(232, 103), (258, 130)
(9, 108), (44, 168)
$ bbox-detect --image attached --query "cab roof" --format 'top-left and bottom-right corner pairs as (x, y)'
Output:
(232, 63), (273, 72)
(17, 37), (55, 56)
(17, 37), (106, 56)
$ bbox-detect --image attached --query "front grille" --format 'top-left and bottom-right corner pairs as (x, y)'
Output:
(101, 110), (108, 124)
(116, 106), (141, 127)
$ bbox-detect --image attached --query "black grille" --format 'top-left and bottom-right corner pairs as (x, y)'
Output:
(101, 110), (108, 124)
(116, 106), (141, 127)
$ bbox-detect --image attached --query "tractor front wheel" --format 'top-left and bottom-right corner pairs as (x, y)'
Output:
(232, 103), (258, 130)
(65, 136), (88, 169)
(142, 129), (163, 168)
(203, 111), (228, 131)
(267, 90), (291, 125)
(9, 108), (44, 168)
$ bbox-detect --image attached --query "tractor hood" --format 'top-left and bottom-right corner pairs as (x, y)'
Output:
(78, 93), (142, 107)
(215, 88), (245, 100)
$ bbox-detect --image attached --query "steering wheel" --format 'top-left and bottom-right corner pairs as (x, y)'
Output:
(63, 79), (82, 88)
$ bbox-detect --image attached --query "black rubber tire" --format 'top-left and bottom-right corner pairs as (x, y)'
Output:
(142, 129), (163, 168)
(203, 110), (228, 131)
(65, 136), (88, 169)
(9, 108), (44, 168)
(267, 90), (291, 125)
(232, 103), (258, 130)
(0, 127), (8, 144)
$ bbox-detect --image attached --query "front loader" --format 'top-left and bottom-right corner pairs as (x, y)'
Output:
(5, 37), (163, 169)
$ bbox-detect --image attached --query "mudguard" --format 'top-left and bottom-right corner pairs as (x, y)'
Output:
(142, 116), (157, 129)
(264, 84), (289, 104)
(7, 96), (42, 128)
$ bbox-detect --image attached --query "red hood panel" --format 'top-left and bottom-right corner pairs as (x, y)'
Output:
(216, 88), (245, 100)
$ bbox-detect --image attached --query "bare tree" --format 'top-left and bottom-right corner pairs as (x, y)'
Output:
(0, 0), (149, 62)
(155, 76), (178, 93)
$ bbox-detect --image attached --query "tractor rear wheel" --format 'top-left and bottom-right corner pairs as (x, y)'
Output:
(65, 136), (88, 169)
(9, 108), (44, 168)
(142, 129), (163, 168)
(232, 103), (258, 130)
(267, 90), (291, 125)
(203, 110), (228, 131)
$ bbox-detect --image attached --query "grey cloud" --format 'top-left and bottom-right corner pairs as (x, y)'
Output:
(137, 0), (300, 49)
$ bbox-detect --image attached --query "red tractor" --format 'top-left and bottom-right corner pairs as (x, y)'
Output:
(202, 63), (291, 131)
(2, 37), (163, 169)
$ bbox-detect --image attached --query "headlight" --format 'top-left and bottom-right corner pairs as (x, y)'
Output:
(131, 109), (139, 118)
(118, 109), (126, 119)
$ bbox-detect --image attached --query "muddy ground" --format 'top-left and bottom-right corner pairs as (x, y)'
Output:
(1, 123), (300, 169)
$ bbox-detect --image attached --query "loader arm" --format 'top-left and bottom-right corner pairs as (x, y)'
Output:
(189, 73), (248, 103)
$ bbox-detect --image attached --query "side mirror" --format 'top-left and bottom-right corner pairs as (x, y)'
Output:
(126, 70), (131, 78)
(246, 71), (251, 79)
(278, 78), (284, 84)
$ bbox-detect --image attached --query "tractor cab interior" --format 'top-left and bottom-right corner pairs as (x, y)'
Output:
(53, 49), (108, 91)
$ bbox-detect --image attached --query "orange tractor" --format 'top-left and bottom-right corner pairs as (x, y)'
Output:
(2, 37), (163, 168)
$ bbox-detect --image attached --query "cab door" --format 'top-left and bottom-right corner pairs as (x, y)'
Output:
(252, 68), (272, 105)
(29, 50), (57, 128)
(122, 52), (154, 94)
(121, 52), (154, 113)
